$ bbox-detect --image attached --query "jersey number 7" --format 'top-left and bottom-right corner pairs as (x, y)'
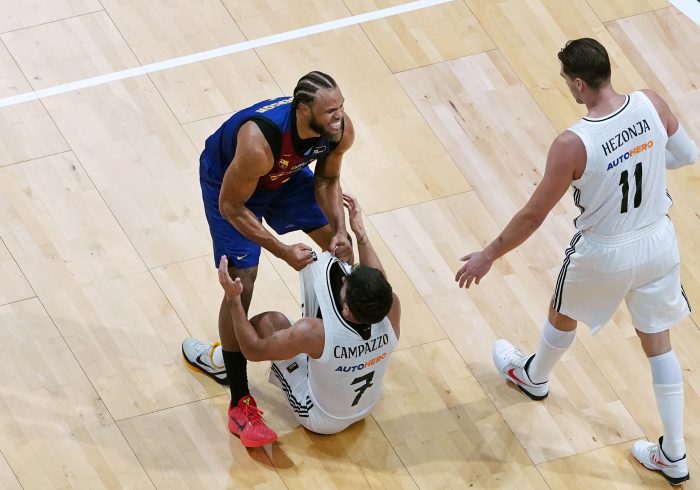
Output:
(350, 371), (375, 406)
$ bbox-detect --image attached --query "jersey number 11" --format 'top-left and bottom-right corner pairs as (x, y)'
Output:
(619, 162), (643, 213)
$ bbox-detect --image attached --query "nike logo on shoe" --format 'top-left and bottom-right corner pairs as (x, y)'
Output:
(651, 455), (670, 467)
(195, 353), (225, 374)
(230, 416), (247, 432)
(507, 368), (528, 386)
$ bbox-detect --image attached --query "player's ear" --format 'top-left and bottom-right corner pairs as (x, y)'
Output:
(297, 101), (312, 118)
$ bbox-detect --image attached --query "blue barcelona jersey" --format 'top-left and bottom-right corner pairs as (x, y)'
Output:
(201, 96), (334, 190)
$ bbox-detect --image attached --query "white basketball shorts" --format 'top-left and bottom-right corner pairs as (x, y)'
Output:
(553, 216), (690, 334)
(269, 354), (367, 434)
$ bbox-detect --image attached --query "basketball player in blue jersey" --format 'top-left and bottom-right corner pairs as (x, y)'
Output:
(455, 39), (697, 485)
(182, 71), (356, 446)
(216, 193), (400, 444)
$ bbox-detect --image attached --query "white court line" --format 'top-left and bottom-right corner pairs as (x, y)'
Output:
(0, 0), (453, 109)
(668, 0), (700, 26)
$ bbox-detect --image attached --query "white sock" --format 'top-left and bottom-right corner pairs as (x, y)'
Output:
(212, 343), (224, 367)
(650, 351), (685, 461)
(527, 320), (576, 384)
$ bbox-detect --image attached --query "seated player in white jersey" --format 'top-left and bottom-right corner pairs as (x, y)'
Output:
(455, 38), (697, 485)
(217, 193), (401, 441)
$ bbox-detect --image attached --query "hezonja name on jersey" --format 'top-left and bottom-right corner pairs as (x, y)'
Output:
(601, 119), (650, 156)
(334, 334), (389, 359)
(606, 140), (654, 171)
(334, 353), (387, 372)
(255, 97), (293, 113)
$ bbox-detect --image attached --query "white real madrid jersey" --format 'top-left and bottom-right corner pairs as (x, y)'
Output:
(567, 91), (671, 235)
(300, 252), (398, 420)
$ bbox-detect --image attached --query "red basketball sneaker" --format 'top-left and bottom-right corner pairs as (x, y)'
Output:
(228, 395), (277, 447)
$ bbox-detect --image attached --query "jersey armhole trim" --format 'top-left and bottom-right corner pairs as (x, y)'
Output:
(248, 116), (282, 162)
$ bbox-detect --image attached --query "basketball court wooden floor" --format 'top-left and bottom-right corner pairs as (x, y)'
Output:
(0, 0), (699, 488)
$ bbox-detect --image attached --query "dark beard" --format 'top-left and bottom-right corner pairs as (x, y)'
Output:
(309, 117), (342, 143)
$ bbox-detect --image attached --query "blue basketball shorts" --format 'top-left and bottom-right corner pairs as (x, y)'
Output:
(200, 152), (329, 269)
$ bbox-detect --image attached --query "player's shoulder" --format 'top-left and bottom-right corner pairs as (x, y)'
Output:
(557, 129), (583, 145)
(547, 130), (586, 171)
(638, 89), (669, 113)
(639, 88), (661, 101)
(553, 129), (585, 154)
(236, 120), (274, 157)
(295, 316), (324, 336)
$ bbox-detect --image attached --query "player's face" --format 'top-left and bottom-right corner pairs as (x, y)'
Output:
(560, 66), (583, 104)
(308, 88), (345, 143)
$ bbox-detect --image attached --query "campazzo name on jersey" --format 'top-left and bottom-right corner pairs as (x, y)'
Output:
(333, 334), (389, 359)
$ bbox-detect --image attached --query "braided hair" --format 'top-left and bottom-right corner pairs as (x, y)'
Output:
(292, 71), (338, 109)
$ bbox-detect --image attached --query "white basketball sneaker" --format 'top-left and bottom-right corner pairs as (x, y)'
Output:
(492, 339), (549, 400)
(632, 437), (689, 485)
(182, 337), (228, 385)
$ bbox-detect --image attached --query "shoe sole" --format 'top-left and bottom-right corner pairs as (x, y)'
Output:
(228, 421), (277, 448)
(635, 459), (690, 486)
(498, 372), (548, 401)
(517, 384), (548, 401)
(181, 348), (229, 385)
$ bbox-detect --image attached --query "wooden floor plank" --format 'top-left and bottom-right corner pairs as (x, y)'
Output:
(344, 0), (494, 73)
(0, 238), (33, 306)
(2, 11), (212, 268)
(0, 0), (101, 33)
(0, 43), (68, 167)
(373, 339), (549, 488)
(0, 298), (154, 489)
(465, 0), (648, 132)
(118, 396), (287, 489)
(100, 0), (281, 123)
(0, 154), (214, 420)
(0, 451), (21, 490)
(585, 0), (669, 23)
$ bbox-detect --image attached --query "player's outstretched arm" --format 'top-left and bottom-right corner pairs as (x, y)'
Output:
(343, 193), (401, 338)
(219, 122), (316, 271)
(455, 131), (584, 288)
(218, 256), (324, 360)
(315, 115), (355, 263)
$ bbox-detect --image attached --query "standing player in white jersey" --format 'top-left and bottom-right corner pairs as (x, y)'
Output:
(217, 193), (400, 442)
(454, 38), (698, 485)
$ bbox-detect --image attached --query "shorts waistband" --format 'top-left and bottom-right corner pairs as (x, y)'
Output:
(581, 217), (667, 246)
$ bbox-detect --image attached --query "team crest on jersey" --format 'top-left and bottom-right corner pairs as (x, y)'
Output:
(279, 159), (289, 169)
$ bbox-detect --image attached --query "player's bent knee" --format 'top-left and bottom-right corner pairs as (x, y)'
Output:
(547, 307), (577, 332)
(250, 311), (292, 337)
(635, 328), (672, 358)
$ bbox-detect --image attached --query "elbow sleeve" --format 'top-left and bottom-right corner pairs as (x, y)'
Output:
(666, 124), (698, 169)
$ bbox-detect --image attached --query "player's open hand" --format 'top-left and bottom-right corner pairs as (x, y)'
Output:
(218, 255), (244, 300)
(454, 251), (493, 288)
(284, 243), (316, 271)
(342, 193), (364, 235)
